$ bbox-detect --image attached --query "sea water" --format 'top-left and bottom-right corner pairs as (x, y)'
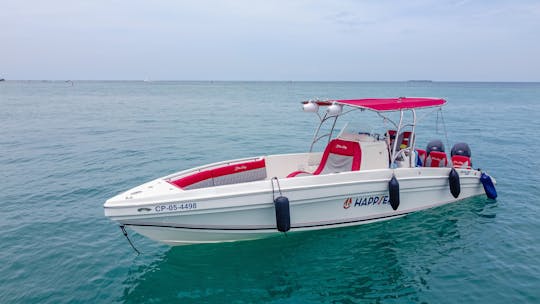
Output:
(1, 81), (539, 303)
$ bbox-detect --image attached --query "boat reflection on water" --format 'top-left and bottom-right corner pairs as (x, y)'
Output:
(119, 196), (497, 303)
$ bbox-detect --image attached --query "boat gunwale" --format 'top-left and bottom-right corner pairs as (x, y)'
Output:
(104, 167), (484, 210)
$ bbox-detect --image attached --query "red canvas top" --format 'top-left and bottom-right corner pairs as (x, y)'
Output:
(304, 97), (446, 112)
(335, 97), (446, 111)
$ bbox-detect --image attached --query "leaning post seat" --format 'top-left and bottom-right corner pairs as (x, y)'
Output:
(387, 130), (397, 141)
(387, 130), (397, 150)
(416, 149), (427, 166)
(388, 130), (413, 147)
(398, 131), (413, 147)
(388, 130), (414, 158)
(169, 158), (267, 190)
(287, 139), (361, 177)
(424, 151), (448, 167)
(451, 155), (472, 169)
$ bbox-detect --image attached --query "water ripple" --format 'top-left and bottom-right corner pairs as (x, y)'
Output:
(1, 81), (540, 303)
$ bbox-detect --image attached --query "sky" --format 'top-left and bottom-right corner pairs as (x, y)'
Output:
(1, 0), (540, 81)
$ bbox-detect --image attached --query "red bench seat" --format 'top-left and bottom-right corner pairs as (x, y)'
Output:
(170, 158), (266, 190)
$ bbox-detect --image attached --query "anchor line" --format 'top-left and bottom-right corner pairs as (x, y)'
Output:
(120, 225), (140, 255)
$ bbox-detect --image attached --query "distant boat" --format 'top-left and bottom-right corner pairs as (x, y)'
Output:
(407, 80), (433, 83)
(0, 78), (5, 82)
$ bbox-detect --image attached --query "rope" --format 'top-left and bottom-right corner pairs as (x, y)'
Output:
(271, 177), (282, 200)
(436, 109), (440, 134)
(439, 109), (450, 151)
(120, 225), (140, 255)
(435, 108), (450, 150)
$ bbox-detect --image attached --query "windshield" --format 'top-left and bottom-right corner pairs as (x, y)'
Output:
(339, 121), (374, 136)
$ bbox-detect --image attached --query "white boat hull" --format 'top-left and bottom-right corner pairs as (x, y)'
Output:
(105, 97), (496, 246)
(105, 167), (488, 246)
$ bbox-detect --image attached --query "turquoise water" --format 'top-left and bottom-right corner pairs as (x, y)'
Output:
(1, 81), (540, 303)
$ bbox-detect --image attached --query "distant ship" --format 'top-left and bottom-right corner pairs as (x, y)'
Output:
(0, 78), (5, 82)
(407, 80), (433, 83)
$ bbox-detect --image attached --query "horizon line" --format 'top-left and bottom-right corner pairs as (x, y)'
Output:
(3, 79), (540, 83)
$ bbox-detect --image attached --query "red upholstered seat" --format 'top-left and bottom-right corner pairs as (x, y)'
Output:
(287, 139), (361, 177)
(416, 149), (427, 166)
(400, 131), (413, 147)
(387, 130), (397, 140)
(425, 151), (448, 167)
(451, 155), (472, 169)
(170, 159), (266, 190)
(170, 170), (213, 189)
(388, 130), (413, 149)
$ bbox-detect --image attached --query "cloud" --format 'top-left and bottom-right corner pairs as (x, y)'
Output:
(1, 0), (539, 80)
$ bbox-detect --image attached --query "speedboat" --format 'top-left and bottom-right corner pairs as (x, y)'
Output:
(104, 97), (497, 246)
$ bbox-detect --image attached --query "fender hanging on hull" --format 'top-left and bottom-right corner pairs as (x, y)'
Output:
(449, 168), (461, 198)
(480, 172), (497, 199)
(274, 196), (291, 232)
(388, 175), (400, 210)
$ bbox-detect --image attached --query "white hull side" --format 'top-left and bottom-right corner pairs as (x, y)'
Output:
(106, 168), (488, 245)
(130, 214), (407, 245)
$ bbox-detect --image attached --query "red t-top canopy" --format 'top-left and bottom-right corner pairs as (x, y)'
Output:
(336, 97), (446, 111)
(305, 97), (446, 112)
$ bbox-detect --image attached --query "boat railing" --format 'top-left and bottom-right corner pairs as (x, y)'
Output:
(392, 147), (417, 168)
